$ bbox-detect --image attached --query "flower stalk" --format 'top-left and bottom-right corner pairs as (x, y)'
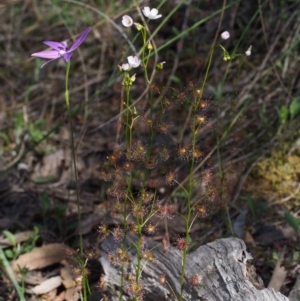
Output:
(65, 60), (88, 301)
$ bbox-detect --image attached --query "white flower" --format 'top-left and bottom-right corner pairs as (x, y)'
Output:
(122, 15), (133, 27)
(119, 56), (141, 71)
(220, 31), (230, 40)
(142, 7), (162, 19)
(245, 45), (252, 56)
(119, 63), (131, 71)
(127, 56), (141, 68)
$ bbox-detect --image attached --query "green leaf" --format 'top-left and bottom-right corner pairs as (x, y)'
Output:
(272, 251), (279, 260)
(40, 191), (50, 213)
(293, 251), (300, 261)
(4, 249), (15, 259)
(14, 112), (24, 145)
(171, 75), (182, 84)
(284, 211), (299, 233)
(289, 96), (300, 120)
(171, 26), (180, 35)
(246, 195), (256, 217)
(257, 202), (267, 212)
(3, 230), (16, 246)
(278, 105), (288, 124)
(0, 132), (11, 147)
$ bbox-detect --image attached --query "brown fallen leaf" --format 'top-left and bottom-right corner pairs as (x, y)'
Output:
(61, 266), (75, 289)
(65, 287), (80, 301)
(11, 243), (73, 275)
(53, 291), (66, 301)
(0, 231), (35, 249)
(268, 245), (287, 291)
(41, 289), (57, 301)
(32, 148), (85, 183)
(244, 230), (255, 245)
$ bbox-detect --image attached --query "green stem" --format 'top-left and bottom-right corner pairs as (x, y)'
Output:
(65, 61), (87, 301)
(141, 27), (150, 83)
(136, 225), (142, 281)
(225, 203), (234, 235)
(179, 48), (214, 301)
(125, 85), (132, 149)
(217, 135), (234, 236)
(119, 265), (125, 301)
(119, 84), (133, 300)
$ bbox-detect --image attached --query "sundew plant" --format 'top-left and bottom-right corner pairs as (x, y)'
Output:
(29, 4), (252, 301)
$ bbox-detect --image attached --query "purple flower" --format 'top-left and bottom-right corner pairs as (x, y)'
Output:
(31, 27), (91, 68)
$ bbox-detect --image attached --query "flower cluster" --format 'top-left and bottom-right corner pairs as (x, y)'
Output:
(220, 30), (252, 59)
(30, 12), (164, 70)
(119, 55), (141, 71)
(118, 6), (163, 78)
(122, 7), (162, 27)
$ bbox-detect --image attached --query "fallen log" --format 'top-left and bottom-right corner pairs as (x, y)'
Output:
(99, 236), (289, 301)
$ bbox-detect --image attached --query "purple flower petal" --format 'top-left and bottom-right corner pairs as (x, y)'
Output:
(63, 52), (74, 62)
(31, 50), (60, 59)
(68, 27), (91, 52)
(43, 41), (66, 51)
(31, 27), (91, 67)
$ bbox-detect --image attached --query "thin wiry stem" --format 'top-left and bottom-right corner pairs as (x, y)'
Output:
(65, 61), (87, 300)
(179, 48), (214, 301)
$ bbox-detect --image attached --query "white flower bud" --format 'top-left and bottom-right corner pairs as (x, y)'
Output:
(245, 45), (252, 56)
(122, 15), (133, 27)
(220, 31), (230, 40)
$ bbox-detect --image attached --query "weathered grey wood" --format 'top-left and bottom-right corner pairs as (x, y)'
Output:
(99, 236), (289, 301)
(288, 275), (300, 301)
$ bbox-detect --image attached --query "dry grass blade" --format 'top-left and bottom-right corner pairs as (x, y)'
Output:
(268, 246), (287, 292)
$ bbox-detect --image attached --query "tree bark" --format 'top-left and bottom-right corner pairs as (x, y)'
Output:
(99, 236), (289, 301)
